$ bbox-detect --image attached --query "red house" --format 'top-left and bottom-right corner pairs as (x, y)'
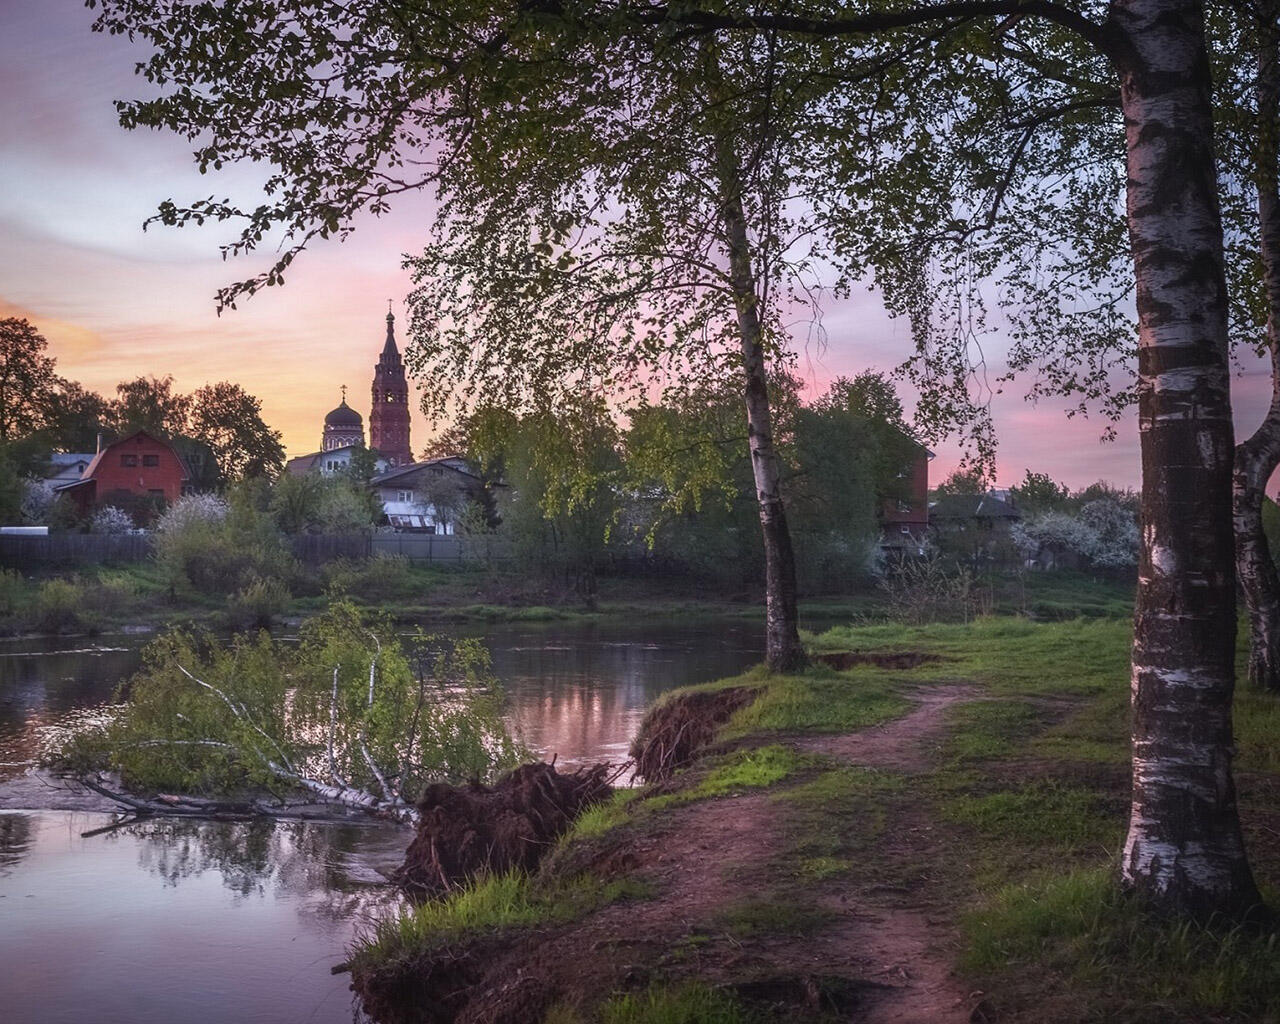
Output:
(880, 441), (933, 551)
(56, 430), (189, 522)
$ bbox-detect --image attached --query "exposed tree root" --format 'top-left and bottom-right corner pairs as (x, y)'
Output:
(394, 761), (620, 899)
(629, 686), (758, 783)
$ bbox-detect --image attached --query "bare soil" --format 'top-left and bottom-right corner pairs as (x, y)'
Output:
(800, 684), (982, 773)
(354, 684), (985, 1023)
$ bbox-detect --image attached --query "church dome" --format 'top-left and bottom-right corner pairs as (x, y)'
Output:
(325, 400), (363, 428)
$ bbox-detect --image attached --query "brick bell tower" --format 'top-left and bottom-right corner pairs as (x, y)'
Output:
(369, 309), (412, 466)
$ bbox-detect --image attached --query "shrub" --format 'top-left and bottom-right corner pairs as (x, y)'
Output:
(322, 555), (414, 602)
(0, 569), (29, 617)
(226, 575), (291, 632)
(30, 578), (86, 633)
(154, 489), (297, 596)
(878, 553), (976, 623)
(90, 505), (135, 534)
(154, 493), (228, 534)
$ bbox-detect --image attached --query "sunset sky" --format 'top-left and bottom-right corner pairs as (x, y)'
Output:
(3, 0), (1274, 487)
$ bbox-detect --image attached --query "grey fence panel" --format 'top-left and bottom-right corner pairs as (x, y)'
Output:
(369, 534), (517, 564)
(291, 533), (373, 564)
(0, 533), (154, 568)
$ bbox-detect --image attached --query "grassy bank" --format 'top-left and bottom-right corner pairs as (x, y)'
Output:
(348, 613), (1280, 1023)
(0, 559), (1134, 637)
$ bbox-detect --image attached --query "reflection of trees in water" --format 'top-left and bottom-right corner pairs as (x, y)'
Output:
(114, 817), (404, 924)
(0, 812), (32, 876)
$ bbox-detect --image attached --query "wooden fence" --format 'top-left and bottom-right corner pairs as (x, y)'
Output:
(0, 530), (512, 571)
(0, 532), (154, 568)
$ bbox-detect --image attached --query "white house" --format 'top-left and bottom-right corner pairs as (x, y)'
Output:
(371, 458), (483, 533)
(45, 453), (96, 486)
(284, 444), (388, 477)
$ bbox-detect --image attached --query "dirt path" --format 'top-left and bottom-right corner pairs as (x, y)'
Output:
(561, 684), (981, 1023)
(799, 683), (982, 772)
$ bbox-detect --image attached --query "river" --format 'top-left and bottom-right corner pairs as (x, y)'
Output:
(0, 619), (764, 1024)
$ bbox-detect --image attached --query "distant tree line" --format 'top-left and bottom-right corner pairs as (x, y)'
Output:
(446, 371), (921, 598)
(0, 317), (286, 523)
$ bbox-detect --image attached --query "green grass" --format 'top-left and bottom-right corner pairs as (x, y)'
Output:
(963, 869), (1280, 1022)
(567, 788), (644, 840)
(769, 766), (905, 887)
(348, 871), (647, 972)
(814, 615), (1132, 698)
(941, 784), (1121, 850)
(619, 745), (814, 819)
(600, 982), (752, 1024)
(943, 700), (1044, 762)
(724, 667), (913, 736)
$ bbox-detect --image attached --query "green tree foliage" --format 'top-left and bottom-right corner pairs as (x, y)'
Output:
(1010, 471), (1072, 515)
(111, 374), (191, 438)
(622, 373), (916, 587)
(73, 601), (523, 808)
(43, 380), (112, 452)
(268, 470), (380, 535)
(935, 468), (989, 498)
(0, 318), (60, 442)
(468, 399), (622, 596)
(188, 381), (286, 480)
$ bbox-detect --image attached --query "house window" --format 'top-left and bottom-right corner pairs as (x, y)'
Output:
(397, 490), (413, 503)
(142, 454), (159, 467)
(121, 454), (138, 467)
(897, 500), (913, 514)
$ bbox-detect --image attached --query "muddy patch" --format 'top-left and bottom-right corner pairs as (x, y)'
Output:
(816, 650), (945, 671)
(395, 762), (616, 899)
(630, 686), (759, 783)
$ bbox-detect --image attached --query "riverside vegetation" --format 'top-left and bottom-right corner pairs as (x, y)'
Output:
(345, 613), (1280, 1024)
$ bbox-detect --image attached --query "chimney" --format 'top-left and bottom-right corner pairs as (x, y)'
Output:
(96, 432), (103, 454)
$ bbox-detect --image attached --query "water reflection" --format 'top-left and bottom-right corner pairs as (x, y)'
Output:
(0, 810), (400, 1024)
(0, 810), (32, 875)
(0, 637), (144, 781)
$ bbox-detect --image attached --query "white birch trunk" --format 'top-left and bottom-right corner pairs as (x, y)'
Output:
(1115, 0), (1262, 917)
(715, 140), (807, 672)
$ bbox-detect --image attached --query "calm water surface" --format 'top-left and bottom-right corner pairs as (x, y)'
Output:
(0, 619), (764, 1024)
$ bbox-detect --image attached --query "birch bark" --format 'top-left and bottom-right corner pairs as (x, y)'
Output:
(716, 146), (807, 673)
(1115, 0), (1263, 916)
(1233, 2), (1280, 692)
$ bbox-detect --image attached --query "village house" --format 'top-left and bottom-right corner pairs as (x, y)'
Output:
(372, 458), (484, 534)
(284, 443), (388, 477)
(44, 452), (96, 487)
(54, 429), (188, 522)
(879, 441), (933, 554)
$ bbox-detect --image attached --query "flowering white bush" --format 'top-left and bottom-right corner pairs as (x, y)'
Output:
(90, 505), (135, 534)
(154, 493), (229, 534)
(1013, 498), (1138, 569)
(20, 479), (57, 525)
(1079, 498), (1140, 568)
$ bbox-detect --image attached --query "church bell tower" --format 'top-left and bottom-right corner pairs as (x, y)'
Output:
(370, 310), (412, 466)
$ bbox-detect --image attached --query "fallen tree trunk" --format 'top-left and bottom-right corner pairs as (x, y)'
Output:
(69, 772), (416, 826)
